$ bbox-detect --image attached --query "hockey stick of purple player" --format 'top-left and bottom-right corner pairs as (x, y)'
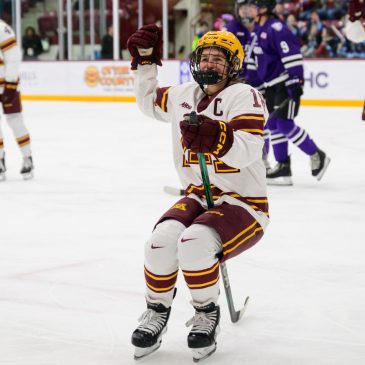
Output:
(267, 97), (291, 122)
(185, 111), (249, 323)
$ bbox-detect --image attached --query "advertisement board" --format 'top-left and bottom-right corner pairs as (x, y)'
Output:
(20, 60), (365, 107)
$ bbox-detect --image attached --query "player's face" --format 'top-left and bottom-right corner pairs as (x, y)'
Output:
(239, 4), (255, 28)
(248, 4), (259, 21)
(238, 4), (250, 19)
(199, 47), (229, 79)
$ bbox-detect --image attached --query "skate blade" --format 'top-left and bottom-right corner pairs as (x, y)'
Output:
(22, 171), (34, 180)
(0, 173), (6, 181)
(192, 343), (217, 363)
(266, 176), (293, 186)
(134, 341), (162, 360)
(315, 157), (331, 181)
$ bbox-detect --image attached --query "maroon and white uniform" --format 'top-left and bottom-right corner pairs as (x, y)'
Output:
(134, 64), (269, 308)
(0, 20), (31, 159)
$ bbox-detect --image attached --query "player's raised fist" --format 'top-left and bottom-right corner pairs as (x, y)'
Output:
(127, 24), (163, 70)
(180, 114), (234, 158)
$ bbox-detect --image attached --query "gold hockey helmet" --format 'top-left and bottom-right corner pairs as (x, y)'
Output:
(190, 31), (245, 85)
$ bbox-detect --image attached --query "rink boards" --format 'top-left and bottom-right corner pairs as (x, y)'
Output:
(19, 59), (364, 107)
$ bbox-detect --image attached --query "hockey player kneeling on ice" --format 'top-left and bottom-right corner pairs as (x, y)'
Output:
(0, 19), (34, 181)
(127, 27), (269, 361)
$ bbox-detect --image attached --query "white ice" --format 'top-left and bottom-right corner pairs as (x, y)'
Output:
(0, 101), (364, 365)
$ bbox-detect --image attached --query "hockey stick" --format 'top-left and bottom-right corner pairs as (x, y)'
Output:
(186, 111), (249, 323)
(163, 185), (185, 196)
(268, 97), (291, 121)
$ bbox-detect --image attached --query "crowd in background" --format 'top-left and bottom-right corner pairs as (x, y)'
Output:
(1, 0), (365, 60)
(209, 0), (365, 58)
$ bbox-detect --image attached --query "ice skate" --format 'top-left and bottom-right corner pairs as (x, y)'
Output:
(0, 156), (6, 181)
(266, 157), (293, 186)
(132, 302), (171, 360)
(20, 156), (34, 180)
(186, 303), (220, 362)
(310, 149), (330, 181)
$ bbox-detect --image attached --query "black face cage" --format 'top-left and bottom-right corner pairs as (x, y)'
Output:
(190, 46), (241, 86)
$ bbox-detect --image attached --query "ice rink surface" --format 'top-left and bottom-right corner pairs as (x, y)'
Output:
(1, 101), (364, 365)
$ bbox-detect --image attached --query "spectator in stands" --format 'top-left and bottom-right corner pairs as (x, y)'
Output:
(315, 26), (340, 56)
(101, 25), (114, 59)
(287, 14), (302, 38)
(213, 14), (234, 31)
(301, 23), (322, 56)
(192, 21), (209, 51)
(22, 26), (43, 60)
(309, 10), (324, 33)
(301, 10), (324, 46)
(298, 0), (319, 20)
(318, 0), (347, 20)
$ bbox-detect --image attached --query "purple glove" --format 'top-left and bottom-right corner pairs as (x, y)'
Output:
(2, 81), (18, 104)
(127, 24), (163, 70)
(348, 0), (363, 22)
(180, 114), (234, 158)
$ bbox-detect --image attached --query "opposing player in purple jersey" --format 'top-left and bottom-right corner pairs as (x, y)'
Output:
(226, 0), (271, 169)
(248, 0), (330, 185)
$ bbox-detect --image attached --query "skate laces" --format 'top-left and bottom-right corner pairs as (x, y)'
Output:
(137, 309), (168, 335)
(186, 310), (217, 335)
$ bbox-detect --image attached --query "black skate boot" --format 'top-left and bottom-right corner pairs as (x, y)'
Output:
(186, 303), (220, 362)
(20, 156), (34, 180)
(0, 155), (6, 181)
(310, 148), (330, 181)
(266, 156), (293, 186)
(131, 302), (171, 360)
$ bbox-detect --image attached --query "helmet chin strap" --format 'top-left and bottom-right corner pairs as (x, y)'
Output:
(195, 70), (221, 85)
(197, 71), (231, 95)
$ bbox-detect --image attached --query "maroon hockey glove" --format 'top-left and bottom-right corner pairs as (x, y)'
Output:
(348, 0), (363, 22)
(2, 81), (18, 104)
(127, 24), (163, 70)
(180, 114), (234, 158)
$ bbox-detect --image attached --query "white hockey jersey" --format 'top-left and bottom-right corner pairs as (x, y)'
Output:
(345, 19), (365, 43)
(0, 20), (21, 90)
(134, 64), (270, 230)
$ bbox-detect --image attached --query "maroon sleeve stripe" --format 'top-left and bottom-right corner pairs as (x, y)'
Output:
(229, 114), (265, 135)
(155, 87), (170, 112)
(0, 37), (17, 51)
